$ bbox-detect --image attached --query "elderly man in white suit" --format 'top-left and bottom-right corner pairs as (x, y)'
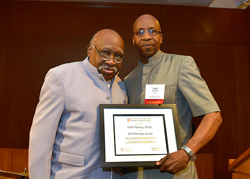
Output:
(29, 29), (127, 179)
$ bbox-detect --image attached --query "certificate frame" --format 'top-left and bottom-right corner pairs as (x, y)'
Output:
(99, 104), (181, 167)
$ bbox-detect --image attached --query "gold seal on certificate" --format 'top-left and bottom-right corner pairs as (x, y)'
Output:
(99, 104), (180, 167)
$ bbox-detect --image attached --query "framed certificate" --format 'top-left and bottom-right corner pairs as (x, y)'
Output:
(99, 104), (181, 167)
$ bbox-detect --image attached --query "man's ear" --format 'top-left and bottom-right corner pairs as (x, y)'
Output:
(132, 38), (135, 46)
(87, 44), (93, 57)
(160, 34), (163, 44)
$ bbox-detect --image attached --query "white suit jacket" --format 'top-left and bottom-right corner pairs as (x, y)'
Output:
(29, 58), (127, 179)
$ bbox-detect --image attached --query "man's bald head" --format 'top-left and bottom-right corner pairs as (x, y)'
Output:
(87, 29), (124, 81)
(90, 29), (124, 47)
(132, 14), (162, 63)
(133, 14), (161, 32)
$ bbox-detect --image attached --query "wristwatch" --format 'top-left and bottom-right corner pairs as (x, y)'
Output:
(181, 145), (197, 161)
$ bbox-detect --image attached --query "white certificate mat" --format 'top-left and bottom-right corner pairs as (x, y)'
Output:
(114, 114), (168, 155)
(99, 104), (180, 167)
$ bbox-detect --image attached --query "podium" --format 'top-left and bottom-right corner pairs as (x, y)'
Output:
(229, 148), (250, 179)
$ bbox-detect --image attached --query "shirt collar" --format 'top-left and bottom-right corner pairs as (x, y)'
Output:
(82, 57), (118, 82)
(139, 50), (163, 67)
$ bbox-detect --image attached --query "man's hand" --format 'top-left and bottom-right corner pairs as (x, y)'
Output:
(154, 112), (222, 174)
(155, 150), (190, 174)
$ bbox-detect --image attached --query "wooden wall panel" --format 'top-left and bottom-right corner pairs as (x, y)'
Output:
(248, 9), (250, 43)
(232, 9), (248, 44)
(2, 38), (27, 148)
(84, 3), (161, 40)
(0, 148), (12, 171)
(9, 2), (87, 38)
(234, 45), (250, 155)
(0, 38), (8, 144)
(11, 149), (28, 173)
(0, 148), (28, 173)
(247, 9), (250, 116)
(0, 2), (249, 179)
(160, 6), (247, 44)
(195, 153), (213, 179)
(0, 1), (11, 36)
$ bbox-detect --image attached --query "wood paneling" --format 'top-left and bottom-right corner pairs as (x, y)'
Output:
(9, 2), (87, 38)
(11, 149), (28, 173)
(247, 9), (250, 119)
(0, 38), (8, 143)
(84, 3), (161, 40)
(247, 9), (250, 43)
(195, 153), (213, 179)
(0, 2), (11, 36)
(232, 9), (248, 44)
(0, 148), (12, 171)
(0, 148), (28, 173)
(160, 6), (248, 44)
(2, 38), (25, 148)
(0, 2), (249, 179)
(234, 45), (250, 156)
(160, 6), (246, 44)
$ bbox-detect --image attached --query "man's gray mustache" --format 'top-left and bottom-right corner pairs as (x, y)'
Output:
(98, 65), (118, 73)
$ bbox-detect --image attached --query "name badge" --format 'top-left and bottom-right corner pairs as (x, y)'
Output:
(145, 84), (165, 104)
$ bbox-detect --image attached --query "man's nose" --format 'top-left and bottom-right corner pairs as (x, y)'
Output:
(105, 56), (116, 65)
(141, 31), (152, 40)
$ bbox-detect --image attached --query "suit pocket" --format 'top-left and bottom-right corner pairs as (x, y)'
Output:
(58, 151), (85, 167)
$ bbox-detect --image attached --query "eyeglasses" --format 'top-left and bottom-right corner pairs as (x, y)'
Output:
(133, 29), (161, 37)
(92, 44), (124, 64)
